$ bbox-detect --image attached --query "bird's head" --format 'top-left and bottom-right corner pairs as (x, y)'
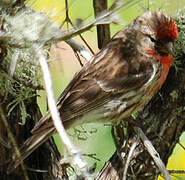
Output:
(132, 11), (178, 58)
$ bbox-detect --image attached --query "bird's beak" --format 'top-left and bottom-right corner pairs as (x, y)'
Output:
(165, 41), (174, 56)
(159, 41), (174, 56)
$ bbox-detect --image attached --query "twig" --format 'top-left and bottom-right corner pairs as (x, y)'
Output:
(122, 140), (139, 180)
(0, 136), (11, 149)
(74, 51), (84, 67)
(2, 0), (139, 51)
(45, 0), (128, 45)
(61, 0), (95, 55)
(65, 39), (92, 61)
(56, 0), (139, 42)
(0, 105), (29, 180)
(178, 141), (185, 151)
(83, 153), (100, 161)
(134, 127), (172, 180)
(33, 44), (91, 179)
(168, 170), (185, 174)
(27, 167), (48, 173)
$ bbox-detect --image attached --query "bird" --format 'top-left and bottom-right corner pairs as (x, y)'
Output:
(9, 11), (178, 171)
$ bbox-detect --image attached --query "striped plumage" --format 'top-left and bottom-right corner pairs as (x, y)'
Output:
(9, 11), (177, 171)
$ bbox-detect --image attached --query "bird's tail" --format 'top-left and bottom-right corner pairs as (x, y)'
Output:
(7, 126), (55, 173)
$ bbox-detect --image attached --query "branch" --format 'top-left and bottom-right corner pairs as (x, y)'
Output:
(169, 170), (185, 174)
(33, 44), (90, 179)
(93, 0), (110, 49)
(0, 105), (29, 180)
(47, 0), (140, 45)
(123, 140), (139, 180)
(65, 39), (92, 61)
(135, 127), (171, 180)
(96, 9), (185, 180)
(61, 0), (95, 55)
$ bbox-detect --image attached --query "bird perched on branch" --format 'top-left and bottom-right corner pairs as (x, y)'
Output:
(9, 11), (178, 171)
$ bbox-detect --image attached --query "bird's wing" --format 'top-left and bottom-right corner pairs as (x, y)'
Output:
(32, 38), (155, 132)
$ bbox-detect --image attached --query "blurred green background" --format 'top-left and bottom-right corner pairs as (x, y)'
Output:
(27, 0), (185, 179)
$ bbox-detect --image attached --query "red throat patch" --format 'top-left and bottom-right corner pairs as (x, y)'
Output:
(146, 48), (173, 85)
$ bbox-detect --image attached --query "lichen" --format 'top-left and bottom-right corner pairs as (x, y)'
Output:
(0, 4), (61, 124)
(173, 8), (185, 70)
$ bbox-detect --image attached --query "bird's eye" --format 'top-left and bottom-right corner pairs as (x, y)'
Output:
(150, 37), (156, 42)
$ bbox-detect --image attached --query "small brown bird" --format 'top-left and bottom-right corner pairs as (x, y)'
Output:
(10, 11), (178, 171)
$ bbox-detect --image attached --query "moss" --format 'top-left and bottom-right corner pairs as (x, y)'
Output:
(0, 6), (59, 124)
(173, 8), (185, 70)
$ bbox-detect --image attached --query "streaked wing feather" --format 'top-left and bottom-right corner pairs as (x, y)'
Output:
(61, 72), (152, 123)
(33, 38), (154, 132)
(32, 70), (83, 133)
